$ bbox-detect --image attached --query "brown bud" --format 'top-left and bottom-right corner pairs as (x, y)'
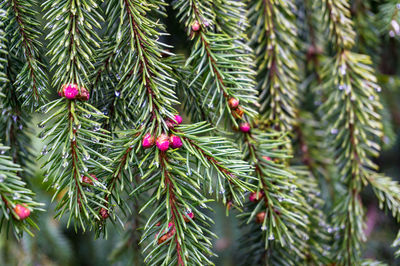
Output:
(183, 211), (194, 222)
(232, 107), (244, 119)
(82, 174), (97, 186)
(157, 223), (175, 244)
(158, 233), (170, 244)
(255, 211), (266, 224)
(249, 191), (264, 202)
(100, 208), (109, 219)
(228, 98), (239, 109)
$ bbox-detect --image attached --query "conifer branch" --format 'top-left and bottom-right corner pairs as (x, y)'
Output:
(237, 129), (314, 263)
(377, 1), (400, 39)
(101, 0), (178, 129)
(0, 9), (7, 89)
(43, 0), (103, 89)
(89, 1), (256, 264)
(39, 99), (112, 229)
(40, 0), (113, 229)
(319, 0), (395, 263)
(0, 143), (43, 236)
(1, 0), (47, 109)
(173, 0), (258, 127)
(248, 0), (299, 130)
(212, 0), (248, 38)
(0, 12), (34, 173)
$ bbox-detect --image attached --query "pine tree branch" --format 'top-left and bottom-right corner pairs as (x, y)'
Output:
(0, 17), (34, 174)
(0, 9), (8, 90)
(173, 0), (258, 127)
(0, 143), (43, 237)
(377, 1), (400, 39)
(318, 0), (395, 263)
(43, 0), (103, 89)
(92, 2), (255, 264)
(39, 99), (112, 229)
(248, 0), (299, 130)
(1, 0), (48, 109)
(236, 129), (314, 263)
(175, 122), (255, 206)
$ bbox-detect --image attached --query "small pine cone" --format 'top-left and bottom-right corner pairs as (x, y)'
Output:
(183, 211), (194, 222)
(166, 115), (183, 128)
(77, 87), (90, 101)
(174, 115), (183, 125)
(142, 133), (155, 149)
(249, 191), (263, 202)
(262, 156), (272, 161)
(100, 208), (109, 219)
(232, 107), (244, 119)
(158, 233), (170, 244)
(239, 122), (251, 133)
(156, 134), (170, 151)
(157, 222), (175, 244)
(62, 84), (79, 99)
(14, 204), (31, 220)
(191, 21), (201, 32)
(255, 211), (266, 224)
(227, 201), (233, 211)
(169, 135), (182, 149)
(228, 98), (239, 109)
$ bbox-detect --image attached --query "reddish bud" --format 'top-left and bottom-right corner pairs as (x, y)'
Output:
(82, 174), (97, 185)
(62, 84), (79, 99)
(142, 133), (155, 149)
(262, 156), (272, 161)
(169, 135), (182, 149)
(239, 122), (251, 133)
(249, 191), (264, 202)
(78, 87), (90, 101)
(232, 107), (244, 118)
(157, 222), (175, 244)
(166, 120), (174, 128)
(191, 21), (201, 32)
(255, 211), (266, 224)
(183, 211), (194, 222)
(228, 98), (239, 109)
(167, 115), (183, 128)
(100, 208), (109, 219)
(174, 115), (183, 125)
(14, 204), (30, 220)
(156, 134), (170, 151)
(157, 232), (174, 245)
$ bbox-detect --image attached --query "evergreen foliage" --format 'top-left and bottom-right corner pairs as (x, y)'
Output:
(0, 0), (400, 265)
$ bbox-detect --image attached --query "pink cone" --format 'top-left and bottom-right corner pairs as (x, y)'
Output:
(156, 134), (170, 151)
(239, 122), (251, 133)
(14, 204), (30, 220)
(142, 133), (155, 149)
(192, 21), (201, 32)
(174, 115), (183, 125)
(170, 135), (182, 149)
(249, 191), (263, 202)
(63, 84), (79, 99)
